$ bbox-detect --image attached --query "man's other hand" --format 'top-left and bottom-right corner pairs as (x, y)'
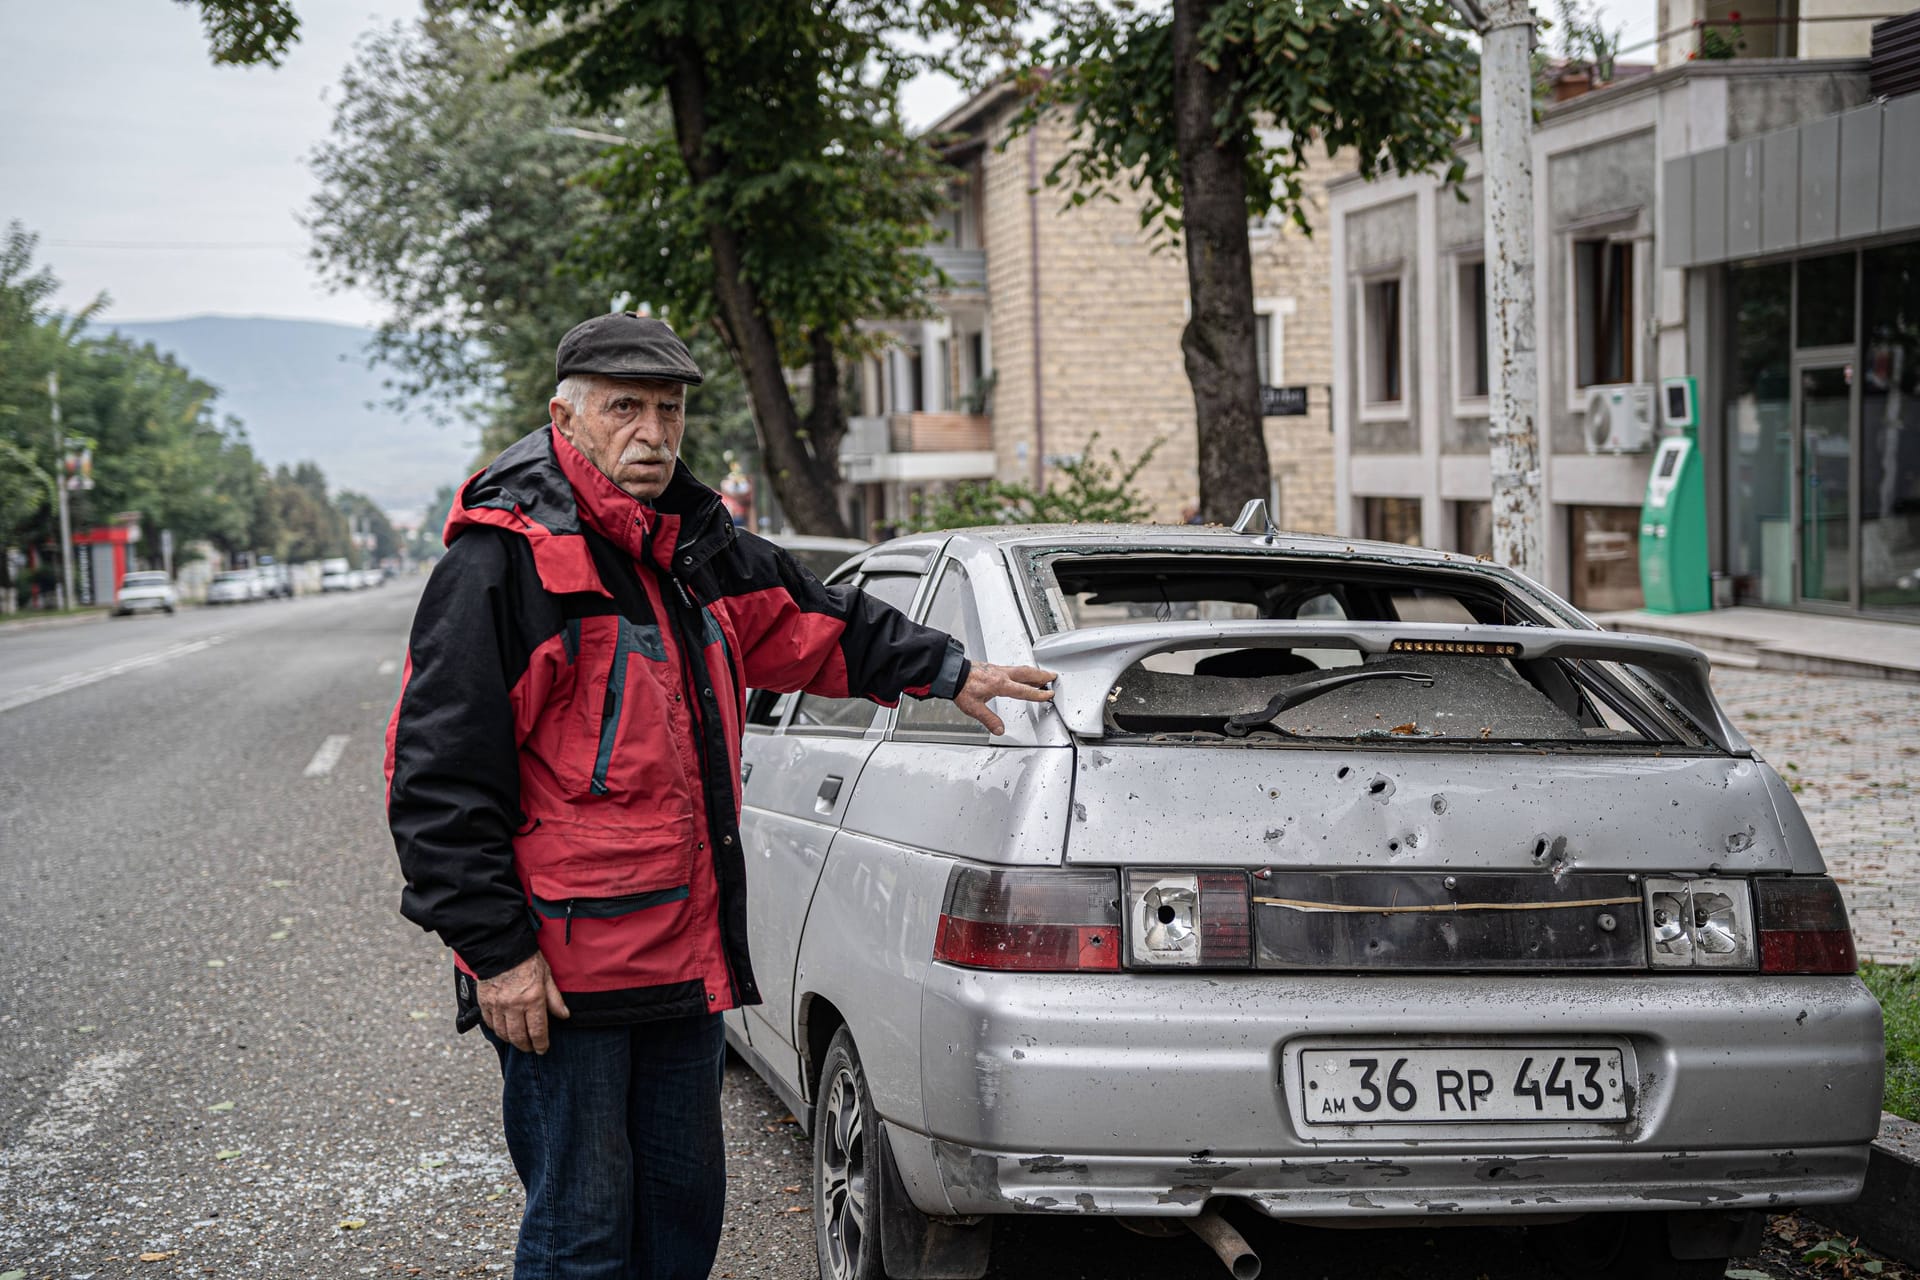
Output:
(478, 951), (570, 1053)
(953, 663), (1057, 736)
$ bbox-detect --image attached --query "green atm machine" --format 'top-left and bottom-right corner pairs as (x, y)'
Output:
(1639, 375), (1711, 613)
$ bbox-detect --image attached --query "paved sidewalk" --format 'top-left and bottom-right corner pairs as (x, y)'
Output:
(1602, 606), (1920, 683)
(1713, 667), (1920, 964)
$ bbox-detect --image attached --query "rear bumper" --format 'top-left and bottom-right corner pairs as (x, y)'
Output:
(909, 968), (1883, 1218)
(896, 1135), (1869, 1218)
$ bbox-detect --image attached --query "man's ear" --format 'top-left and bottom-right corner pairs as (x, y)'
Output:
(550, 397), (575, 439)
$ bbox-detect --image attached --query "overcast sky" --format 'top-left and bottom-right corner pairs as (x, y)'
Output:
(2, 0), (1658, 329)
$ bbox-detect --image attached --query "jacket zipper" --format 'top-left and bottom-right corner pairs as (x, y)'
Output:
(529, 885), (694, 944)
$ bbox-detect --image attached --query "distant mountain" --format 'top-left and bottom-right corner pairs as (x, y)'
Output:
(101, 316), (483, 522)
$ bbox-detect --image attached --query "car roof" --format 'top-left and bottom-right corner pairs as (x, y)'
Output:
(880, 523), (1513, 575)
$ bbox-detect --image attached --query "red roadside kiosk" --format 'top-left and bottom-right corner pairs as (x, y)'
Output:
(70, 520), (140, 606)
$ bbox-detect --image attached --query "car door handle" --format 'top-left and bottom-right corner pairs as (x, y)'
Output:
(814, 775), (844, 815)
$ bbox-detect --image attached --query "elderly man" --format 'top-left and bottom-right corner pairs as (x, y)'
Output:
(385, 313), (1052, 1280)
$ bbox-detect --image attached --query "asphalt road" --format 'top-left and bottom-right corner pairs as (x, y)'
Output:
(0, 587), (1900, 1279)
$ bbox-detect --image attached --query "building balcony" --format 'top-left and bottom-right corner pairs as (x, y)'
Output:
(840, 412), (995, 484)
(916, 245), (987, 294)
(889, 411), (992, 452)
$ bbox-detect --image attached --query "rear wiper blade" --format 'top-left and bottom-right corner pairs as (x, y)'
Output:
(1223, 669), (1436, 738)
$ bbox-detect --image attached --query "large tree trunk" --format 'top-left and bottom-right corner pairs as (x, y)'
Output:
(665, 49), (853, 538)
(1172, 0), (1273, 526)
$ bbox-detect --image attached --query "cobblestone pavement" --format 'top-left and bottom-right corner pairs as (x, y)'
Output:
(1712, 668), (1920, 964)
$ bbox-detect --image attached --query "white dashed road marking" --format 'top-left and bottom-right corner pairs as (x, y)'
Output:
(303, 734), (351, 778)
(0, 1049), (143, 1170)
(0, 636), (226, 714)
(377, 658), (398, 676)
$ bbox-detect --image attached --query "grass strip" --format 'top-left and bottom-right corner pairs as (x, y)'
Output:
(1861, 961), (1919, 1123)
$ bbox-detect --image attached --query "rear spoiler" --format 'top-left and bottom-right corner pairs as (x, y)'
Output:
(1028, 620), (1747, 752)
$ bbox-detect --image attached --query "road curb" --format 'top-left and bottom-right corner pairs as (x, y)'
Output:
(0, 609), (111, 635)
(1806, 1112), (1920, 1265)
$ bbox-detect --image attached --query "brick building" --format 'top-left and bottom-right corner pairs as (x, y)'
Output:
(838, 83), (1350, 537)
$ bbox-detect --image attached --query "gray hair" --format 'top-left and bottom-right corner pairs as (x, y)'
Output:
(554, 373), (602, 411)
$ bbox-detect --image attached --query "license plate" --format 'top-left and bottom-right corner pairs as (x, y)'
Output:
(1297, 1046), (1628, 1124)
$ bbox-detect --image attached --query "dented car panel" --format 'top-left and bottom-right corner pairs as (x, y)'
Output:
(1063, 747), (1824, 875)
(730, 524), (1885, 1250)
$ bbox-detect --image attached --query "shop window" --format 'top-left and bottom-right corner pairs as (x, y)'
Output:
(1574, 239), (1634, 387)
(1455, 258), (1489, 402)
(1796, 251), (1856, 350)
(1568, 506), (1643, 613)
(1724, 263), (1794, 607)
(1860, 242), (1920, 617)
(1453, 500), (1493, 559)
(1362, 496), (1422, 546)
(1361, 277), (1405, 408)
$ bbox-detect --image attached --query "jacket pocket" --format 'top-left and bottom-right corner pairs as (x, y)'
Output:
(530, 885), (690, 944)
(589, 617), (668, 796)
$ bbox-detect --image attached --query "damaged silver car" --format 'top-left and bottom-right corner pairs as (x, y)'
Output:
(726, 510), (1884, 1280)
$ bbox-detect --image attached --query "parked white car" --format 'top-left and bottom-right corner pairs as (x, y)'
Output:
(729, 513), (1882, 1280)
(206, 570), (257, 606)
(113, 571), (177, 616)
(321, 567), (357, 592)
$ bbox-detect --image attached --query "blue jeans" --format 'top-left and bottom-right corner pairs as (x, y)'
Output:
(485, 1013), (728, 1280)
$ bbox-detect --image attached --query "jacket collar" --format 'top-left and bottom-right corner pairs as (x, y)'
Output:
(446, 425), (734, 595)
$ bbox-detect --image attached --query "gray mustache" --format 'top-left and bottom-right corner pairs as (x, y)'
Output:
(620, 447), (676, 465)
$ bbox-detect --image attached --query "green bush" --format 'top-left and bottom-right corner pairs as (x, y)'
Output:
(1862, 962), (1919, 1122)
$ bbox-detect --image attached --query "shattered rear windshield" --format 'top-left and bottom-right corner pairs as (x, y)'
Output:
(1021, 549), (1717, 750)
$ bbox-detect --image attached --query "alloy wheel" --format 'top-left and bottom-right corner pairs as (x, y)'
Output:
(818, 1062), (869, 1280)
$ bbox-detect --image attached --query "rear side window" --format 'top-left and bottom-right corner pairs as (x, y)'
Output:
(897, 563), (989, 740)
(790, 572), (922, 733)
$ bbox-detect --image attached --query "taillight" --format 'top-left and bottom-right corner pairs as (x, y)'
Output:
(1644, 876), (1756, 969)
(1756, 877), (1859, 974)
(1125, 871), (1253, 968)
(933, 867), (1120, 972)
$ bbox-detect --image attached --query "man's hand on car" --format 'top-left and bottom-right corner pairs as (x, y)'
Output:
(953, 663), (1057, 735)
(478, 951), (570, 1053)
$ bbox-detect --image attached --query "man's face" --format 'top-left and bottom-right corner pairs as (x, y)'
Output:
(550, 376), (687, 502)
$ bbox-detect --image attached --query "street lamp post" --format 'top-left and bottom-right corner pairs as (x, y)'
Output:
(50, 371), (75, 610)
(1448, 0), (1543, 580)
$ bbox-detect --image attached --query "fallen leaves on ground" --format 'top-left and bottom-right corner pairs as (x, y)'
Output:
(339, 1218), (368, 1230)
(139, 1251), (175, 1262)
(206, 1101), (234, 1113)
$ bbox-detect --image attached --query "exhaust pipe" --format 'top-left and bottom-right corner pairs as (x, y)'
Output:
(1184, 1207), (1262, 1280)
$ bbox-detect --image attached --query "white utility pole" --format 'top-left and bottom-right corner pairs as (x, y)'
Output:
(50, 372), (75, 610)
(1451, 0), (1543, 579)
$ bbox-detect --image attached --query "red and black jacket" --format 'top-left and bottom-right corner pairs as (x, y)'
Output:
(385, 425), (968, 1029)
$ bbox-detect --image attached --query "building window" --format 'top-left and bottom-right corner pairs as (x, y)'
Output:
(1455, 258), (1489, 402)
(1796, 251), (1855, 350)
(1256, 313), (1274, 386)
(1362, 496), (1421, 546)
(1568, 506), (1643, 612)
(1453, 500), (1493, 559)
(1573, 239), (1634, 387)
(1362, 277), (1405, 408)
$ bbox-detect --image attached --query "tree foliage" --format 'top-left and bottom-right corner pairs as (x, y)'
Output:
(1035, 0), (1477, 240)
(0, 223), (362, 605)
(904, 433), (1161, 531)
(454, 0), (1020, 536)
(1028, 0), (1477, 524)
(183, 0), (301, 66)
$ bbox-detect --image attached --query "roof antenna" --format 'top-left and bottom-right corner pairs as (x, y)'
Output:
(1232, 498), (1280, 544)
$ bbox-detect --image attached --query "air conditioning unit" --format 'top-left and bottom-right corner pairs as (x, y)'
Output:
(1583, 384), (1655, 454)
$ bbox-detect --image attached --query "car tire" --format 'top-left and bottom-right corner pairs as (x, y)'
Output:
(1532, 1213), (1727, 1279)
(815, 1029), (886, 1280)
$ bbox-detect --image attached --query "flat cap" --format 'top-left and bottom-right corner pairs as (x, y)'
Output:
(556, 312), (703, 386)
